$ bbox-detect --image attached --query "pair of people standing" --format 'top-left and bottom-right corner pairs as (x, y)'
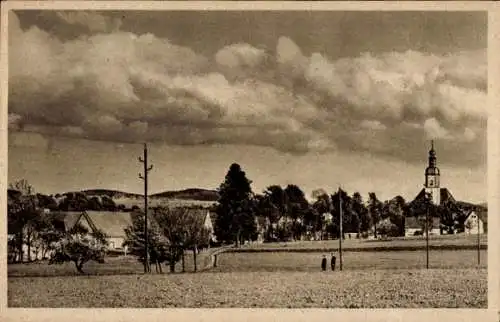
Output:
(321, 253), (336, 271)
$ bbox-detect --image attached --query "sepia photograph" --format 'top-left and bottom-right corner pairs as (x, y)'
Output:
(5, 6), (489, 309)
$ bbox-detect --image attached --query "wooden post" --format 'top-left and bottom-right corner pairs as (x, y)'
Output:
(339, 187), (343, 271)
(425, 193), (430, 270)
(139, 143), (154, 273)
(477, 213), (481, 266)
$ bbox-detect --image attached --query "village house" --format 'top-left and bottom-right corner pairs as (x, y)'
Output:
(464, 209), (487, 235)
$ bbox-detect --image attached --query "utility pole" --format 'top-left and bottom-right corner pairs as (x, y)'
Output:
(477, 212), (481, 266)
(339, 187), (343, 271)
(139, 143), (153, 273)
(425, 192), (430, 270)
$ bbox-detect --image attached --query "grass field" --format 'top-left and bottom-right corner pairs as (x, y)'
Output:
(7, 238), (487, 308)
(8, 269), (486, 308)
(214, 250), (487, 272)
(240, 234), (487, 252)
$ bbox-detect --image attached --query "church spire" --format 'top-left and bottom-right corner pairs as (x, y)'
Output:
(428, 140), (437, 168)
(425, 140), (440, 189)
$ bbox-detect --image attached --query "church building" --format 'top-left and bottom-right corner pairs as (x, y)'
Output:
(405, 141), (456, 236)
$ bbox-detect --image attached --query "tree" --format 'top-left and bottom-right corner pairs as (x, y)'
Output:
(368, 192), (383, 238)
(312, 190), (331, 240)
(377, 219), (399, 238)
(352, 192), (369, 235)
(284, 184), (309, 240)
(214, 163), (257, 246)
(48, 223), (108, 274)
(153, 207), (193, 273)
(330, 189), (356, 239)
(8, 180), (41, 262)
(123, 211), (172, 273)
(383, 196), (406, 237)
(182, 208), (211, 272)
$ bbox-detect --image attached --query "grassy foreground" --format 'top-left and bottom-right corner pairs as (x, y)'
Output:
(8, 269), (486, 308)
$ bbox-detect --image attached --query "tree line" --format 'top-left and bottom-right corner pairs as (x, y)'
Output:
(8, 163), (479, 273)
(213, 163), (475, 246)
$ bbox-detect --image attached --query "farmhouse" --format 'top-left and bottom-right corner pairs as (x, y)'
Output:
(464, 209), (487, 234)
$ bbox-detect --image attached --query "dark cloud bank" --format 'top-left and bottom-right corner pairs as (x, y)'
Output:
(8, 11), (487, 167)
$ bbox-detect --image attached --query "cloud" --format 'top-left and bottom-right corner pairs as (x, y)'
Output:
(54, 11), (122, 33)
(8, 13), (486, 167)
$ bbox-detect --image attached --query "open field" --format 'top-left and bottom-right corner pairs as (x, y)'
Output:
(239, 234), (487, 252)
(214, 250), (486, 272)
(8, 269), (486, 308)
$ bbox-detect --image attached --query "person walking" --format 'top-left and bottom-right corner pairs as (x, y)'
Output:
(331, 253), (336, 271)
(321, 255), (327, 271)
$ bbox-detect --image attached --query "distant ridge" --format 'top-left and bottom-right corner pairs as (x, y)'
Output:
(79, 188), (219, 202)
(81, 189), (142, 199)
(150, 188), (219, 201)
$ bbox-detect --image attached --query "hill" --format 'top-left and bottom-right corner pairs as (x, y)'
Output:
(150, 188), (219, 201)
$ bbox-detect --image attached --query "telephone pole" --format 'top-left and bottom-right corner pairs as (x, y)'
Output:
(339, 186), (343, 271)
(139, 143), (153, 273)
(425, 192), (430, 270)
(477, 213), (481, 266)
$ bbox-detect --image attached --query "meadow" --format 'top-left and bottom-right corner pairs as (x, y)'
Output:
(7, 235), (487, 308)
(239, 233), (487, 252)
(214, 250), (487, 272)
(8, 269), (486, 308)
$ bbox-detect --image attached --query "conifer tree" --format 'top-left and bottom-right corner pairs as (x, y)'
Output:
(214, 163), (257, 246)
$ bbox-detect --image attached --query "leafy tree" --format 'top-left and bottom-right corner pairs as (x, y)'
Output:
(101, 195), (117, 211)
(182, 208), (211, 272)
(377, 219), (399, 238)
(214, 163), (257, 246)
(123, 211), (172, 273)
(8, 180), (41, 262)
(48, 223), (108, 274)
(311, 190), (331, 240)
(330, 189), (356, 239)
(284, 184), (309, 240)
(368, 192), (383, 238)
(264, 185), (288, 224)
(87, 196), (102, 211)
(352, 192), (369, 235)
(438, 200), (461, 234)
(383, 196), (406, 237)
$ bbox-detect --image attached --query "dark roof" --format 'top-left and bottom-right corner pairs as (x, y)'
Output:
(84, 211), (134, 238)
(411, 188), (455, 206)
(47, 211), (84, 232)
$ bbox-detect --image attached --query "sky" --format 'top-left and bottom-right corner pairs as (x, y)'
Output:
(8, 10), (487, 203)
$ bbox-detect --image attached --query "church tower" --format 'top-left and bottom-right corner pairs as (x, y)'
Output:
(424, 140), (441, 205)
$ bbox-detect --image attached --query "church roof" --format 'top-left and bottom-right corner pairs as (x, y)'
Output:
(410, 188), (455, 206)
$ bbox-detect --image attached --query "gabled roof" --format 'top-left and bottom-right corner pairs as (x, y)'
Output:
(411, 188), (455, 206)
(84, 211), (134, 238)
(47, 211), (84, 232)
(465, 209), (488, 223)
